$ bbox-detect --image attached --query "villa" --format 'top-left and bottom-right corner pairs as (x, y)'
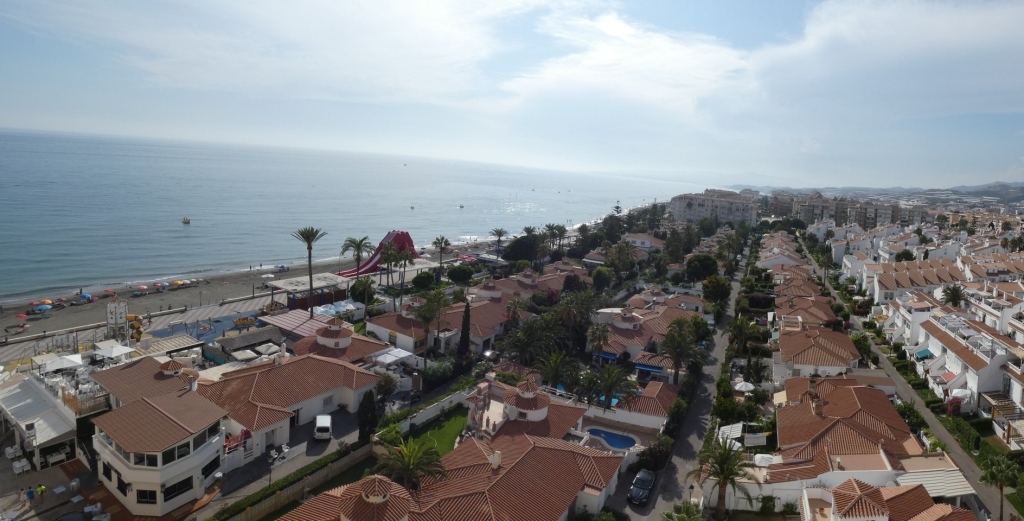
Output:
(772, 324), (861, 385)
(290, 317), (390, 362)
(280, 434), (624, 521)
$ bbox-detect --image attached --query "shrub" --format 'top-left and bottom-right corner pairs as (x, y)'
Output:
(947, 397), (963, 416)
(422, 359), (454, 390)
(870, 354), (880, 366)
(376, 423), (403, 446)
(446, 265), (475, 285)
(760, 495), (777, 515)
(636, 434), (674, 470)
(895, 348), (907, 361)
(782, 502), (799, 515)
(924, 397), (943, 408)
(928, 402), (945, 414)
(911, 379), (928, 390)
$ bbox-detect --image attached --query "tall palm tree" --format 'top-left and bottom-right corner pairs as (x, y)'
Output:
(505, 299), (526, 330)
(522, 226), (537, 236)
(726, 319), (756, 355)
(292, 227), (328, 319)
(341, 235), (374, 273)
(432, 235), (451, 282)
(576, 223), (590, 247)
(588, 323), (611, 358)
(380, 243), (399, 288)
(686, 437), (761, 521)
(942, 284), (966, 307)
(414, 290), (448, 353)
(597, 364), (638, 410)
(557, 300), (582, 352)
(532, 350), (578, 389)
(662, 319), (704, 385)
(555, 225), (568, 251)
(397, 249), (416, 307)
(491, 228), (508, 251)
(981, 456), (1018, 521)
(375, 438), (446, 491)
(544, 223), (559, 249)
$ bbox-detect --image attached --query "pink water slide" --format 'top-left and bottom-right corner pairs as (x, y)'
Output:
(338, 230), (420, 277)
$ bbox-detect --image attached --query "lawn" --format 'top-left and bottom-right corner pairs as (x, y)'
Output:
(410, 406), (468, 456)
(353, 321), (367, 335)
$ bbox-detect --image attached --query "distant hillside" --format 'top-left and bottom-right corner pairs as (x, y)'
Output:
(950, 181), (1024, 191)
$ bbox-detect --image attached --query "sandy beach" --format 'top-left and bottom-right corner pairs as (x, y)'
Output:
(0, 240), (494, 358)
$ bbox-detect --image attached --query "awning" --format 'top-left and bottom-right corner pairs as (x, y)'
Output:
(898, 470), (975, 497)
(914, 349), (932, 359)
(599, 351), (618, 360)
(635, 364), (663, 374)
(941, 371), (958, 383)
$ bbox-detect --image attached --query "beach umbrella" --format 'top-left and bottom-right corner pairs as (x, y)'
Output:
(80, 293), (91, 299)
(261, 274), (275, 279)
(734, 381), (756, 392)
(36, 305), (52, 311)
(40, 299), (53, 304)
(136, 285), (148, 290)
(29, 301), (39, 306)
(190, 279), (197, 283)
(16, 313), (28, 319)
(172, 280), (183, 286)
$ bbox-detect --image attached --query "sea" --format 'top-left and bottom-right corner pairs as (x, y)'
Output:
(0, 129), (712, 303)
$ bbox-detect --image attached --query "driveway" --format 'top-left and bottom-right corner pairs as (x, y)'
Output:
(614, 250), (745, 520)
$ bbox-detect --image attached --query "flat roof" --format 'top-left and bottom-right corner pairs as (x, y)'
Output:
(268, 273), (350, 293)
(0, 374), (76, 447)
(898, 469), (975, 497)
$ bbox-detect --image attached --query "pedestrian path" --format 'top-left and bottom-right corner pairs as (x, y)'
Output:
(148, 297), (272, 331)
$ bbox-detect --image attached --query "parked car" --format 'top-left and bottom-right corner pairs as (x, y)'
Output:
(627, 469), (656, 505)
(314, 415), (333, 440)
(410, 390), (422, 404)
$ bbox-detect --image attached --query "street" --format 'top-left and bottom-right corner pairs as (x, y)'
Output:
(612, 249), (745, 519)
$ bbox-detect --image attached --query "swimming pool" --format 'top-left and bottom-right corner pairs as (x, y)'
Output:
(586, 427), (637, 450)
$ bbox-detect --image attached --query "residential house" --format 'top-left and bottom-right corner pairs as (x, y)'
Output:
(772, 325), (861, 385)
(797, 479), (973, 521)
(280, 435), (623, 521)
(290, 317), (390, 362)
(622, 232), (665, 251)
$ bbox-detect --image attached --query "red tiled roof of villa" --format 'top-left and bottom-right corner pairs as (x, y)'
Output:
(777, 327), (860, 367)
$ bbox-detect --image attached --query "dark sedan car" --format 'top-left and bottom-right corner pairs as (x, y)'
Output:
(627, 469), (656, 505)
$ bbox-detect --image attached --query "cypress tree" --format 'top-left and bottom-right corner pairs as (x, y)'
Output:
(458, 300), (471, 356)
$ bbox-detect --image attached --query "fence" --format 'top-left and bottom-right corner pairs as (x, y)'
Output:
(221, 443), (373, 521)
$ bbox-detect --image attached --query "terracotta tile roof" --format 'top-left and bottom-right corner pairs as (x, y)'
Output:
(920, 320), (988, 371)
(291, 329), (389, 362)
(492, 401), (586, 440)
(93, 389), (225, 452)
(617, 381), (678, 417)
(881, 484), (936, 521)
(502, 386), (551, 411)
(198, 355), (378, 431)
(778, 327), (860, 368)
(774, 296), (837, 325)
(91, 356), (195, 404)
(832, 479), (888, 518)
(411, 435), (622, 521)
(633, 352), (675, 369)
(908, 504), (977, 521)
(368, 311), (428, 341)
(784, 376), (861, 404)
(774, 279), (819, 297)
(279, 475), (413, 521)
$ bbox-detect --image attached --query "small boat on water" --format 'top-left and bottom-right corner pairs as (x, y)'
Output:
(459, 204), (464, 209)
(410, 205), (415, 210)
(182, 217), (191, 224)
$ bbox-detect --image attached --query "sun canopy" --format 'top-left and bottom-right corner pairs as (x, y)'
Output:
(951, 388), (972, 400)
(0, 375), (76, 447)
(231, 350), (259, 362)
(898, 470), (975, 497)
(93, 344), (135, 359)
(42, 354), (83, 373)
(369, 347), (414, 366)
(599, 351), (618, 360)
(718, 422), (744, 440)
(914, 348), (933, 359)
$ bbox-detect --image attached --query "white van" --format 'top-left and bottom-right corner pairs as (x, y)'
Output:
(314, 415), (332, 440)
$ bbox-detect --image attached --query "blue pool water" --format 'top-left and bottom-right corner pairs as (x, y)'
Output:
(587, 428), (636, 450)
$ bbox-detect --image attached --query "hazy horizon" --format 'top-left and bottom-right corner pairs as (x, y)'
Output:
(3, 1), (1024, 188)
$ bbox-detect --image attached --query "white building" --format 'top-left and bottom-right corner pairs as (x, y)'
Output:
(669, 189), (758, 226)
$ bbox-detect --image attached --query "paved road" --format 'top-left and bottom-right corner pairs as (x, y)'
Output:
(799, 236), (1012, 520)
(612, 250), (746, 520)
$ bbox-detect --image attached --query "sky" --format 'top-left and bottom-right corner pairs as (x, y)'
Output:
(2, 0), (1024, 188)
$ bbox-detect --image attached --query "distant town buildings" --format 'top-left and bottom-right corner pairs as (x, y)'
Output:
(669, 189), (759, 226)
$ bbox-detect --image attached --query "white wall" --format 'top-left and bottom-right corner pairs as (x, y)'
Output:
(366, 321), (416, 352)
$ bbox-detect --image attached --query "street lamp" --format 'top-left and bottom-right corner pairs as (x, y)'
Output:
(689, 484), (695, 502)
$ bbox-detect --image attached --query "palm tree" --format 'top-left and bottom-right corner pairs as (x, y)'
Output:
(522, 226), (537, 236)
(544, 223), (559, 249)
(942, 284), (966, 307)
(432, 235), (451, 282)
(587, 323), (611, 358)
(662, 501), (703, 521)
(981, 456), (1018, 521)
(532, 350), (578, 389)
(396, 249), (416, 307)
(596, 364), (638, 410)
(491, 228), (508, 251)
(557, 300), (582, 352)
(375, 438), (446, 491)
(414, 290), (448, 353)
(576, 223), (590, 247)
(505, 299), (526, 330)
(499, 321), (553, 367)
(380, 243), (399, 288)
(726, 319), (756, 355)
(292, 227), (328, 319)
(686, 437), (761, 521)
(662, 319), (704, 385)
(555, 224), (568, 251)
(341, 236), (374, 273)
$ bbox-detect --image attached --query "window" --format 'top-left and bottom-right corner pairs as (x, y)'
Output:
(162, 447), (176, 466)
(193, 429), (208, 449)
(102, 462), (112, 481)
(323, 395), (334, 407)
(163, 476), (194, 502)
(132, 453), (157, 467)
(176, 442), (191, 459)
(137, 490), (157, 504)
(201, 456), (221, 479)
(207, 421), (220, 439)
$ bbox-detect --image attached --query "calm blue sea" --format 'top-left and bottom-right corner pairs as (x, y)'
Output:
(0, 130), (710, 302)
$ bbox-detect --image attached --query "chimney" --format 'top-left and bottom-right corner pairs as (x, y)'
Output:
(490, 450), (502, 470)
(188, 375), (198, 392)
(811, 399), (823, 417)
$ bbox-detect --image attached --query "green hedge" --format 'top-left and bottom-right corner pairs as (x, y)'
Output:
(944, 415), (981, 451)
(208, 440), (369, 521)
